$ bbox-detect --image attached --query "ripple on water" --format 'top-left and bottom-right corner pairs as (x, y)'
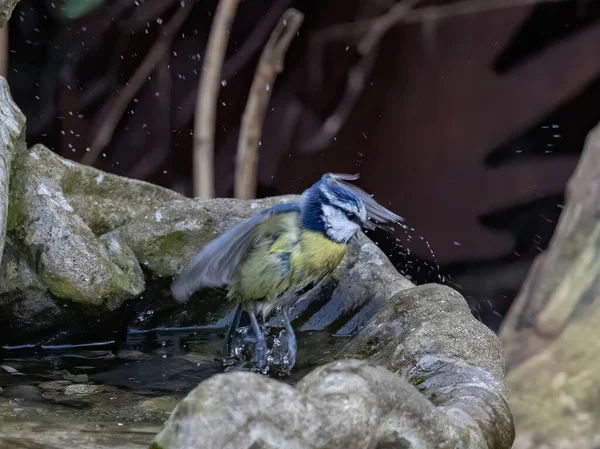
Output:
(0, 323), (350, 448)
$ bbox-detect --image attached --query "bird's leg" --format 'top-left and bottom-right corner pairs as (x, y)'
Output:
(269, 305), (297, 375)
(249, 311), (269, 372)
(282, 306), (297, 369)
(223, 303), (244, 360)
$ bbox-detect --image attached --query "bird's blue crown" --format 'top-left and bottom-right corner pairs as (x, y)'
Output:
(299, 175), (364, 237)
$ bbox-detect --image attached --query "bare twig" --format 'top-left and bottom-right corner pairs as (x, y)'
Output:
(121, 0), (181, 32)
(0, 26), (7, 78)
(234, 8), (304, 200)
(304, 50), (378, 152)
(193, 0), (241, 199)
(304, 0), (572, 152)
(311, 0), (569, 48)
(303, 0), (421, 152)
(403, 0), (569, 23)
(359, 0), (422, 53)
(81, 1), (192, 166)
(174, 0), (295, 130)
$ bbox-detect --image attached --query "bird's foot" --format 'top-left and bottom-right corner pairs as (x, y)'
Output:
(268, 330), (296, 376)
(249, 312), (270, 374)
(251, 336), (270, 375)
(268, 307), (297, 376)
(222, 326), (254, 372)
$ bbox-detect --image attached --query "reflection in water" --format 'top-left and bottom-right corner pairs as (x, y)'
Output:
(0, 297), (352, 447)
(0, 323), (350, 392)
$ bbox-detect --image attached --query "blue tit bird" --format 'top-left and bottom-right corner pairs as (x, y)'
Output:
(171, 173), (402, 374)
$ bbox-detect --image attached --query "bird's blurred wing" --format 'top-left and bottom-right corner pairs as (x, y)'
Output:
(171, 202), (300, 302)
(326, 173), (404, 228)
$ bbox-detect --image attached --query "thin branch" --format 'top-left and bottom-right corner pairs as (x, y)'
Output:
(303, 0), (421, 152)
(174, 0), (295, 130)
(0, 26), (7, 78)
(359, 0), (423, 53)
(303, 49), (378, 152)
(193, 0), (241, 199)
(403, 0), (570, 23)
(234, 8), (304, 200)
(304, 0), (572, 152)
(121, 0), (181, 32)
(311, 0), (570, 48)
(81, 1), (192, 166)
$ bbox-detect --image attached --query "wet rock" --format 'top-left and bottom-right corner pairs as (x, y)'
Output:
(1, 385), (43, 401)
(341, 284), (514, 449)
(0, 363), (24, 375)
(152, 285), (514, 449)
(0, 76), (26, 269)
(0, 141), (183, 343)
(138, 397), (180, 414)
(61, 371), (89, 383)
(0, 383), (164, 448)
(64, 384), (105, 395)
(9, 144), (145, 307)
(38, 380), (72, 391)
(499, 121), (600, 449)
(117, 349), (154, 361)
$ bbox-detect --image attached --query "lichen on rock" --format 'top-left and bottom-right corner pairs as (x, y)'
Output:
(0, 76), (26, 269)
(7, 144), (145, 307)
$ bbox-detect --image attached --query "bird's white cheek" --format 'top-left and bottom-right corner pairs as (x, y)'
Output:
(322, 205), (360, 242)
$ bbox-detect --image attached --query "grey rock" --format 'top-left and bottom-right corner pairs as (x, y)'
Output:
(0, 140), (182, 342)
(1, 385), (43, 401)
(38, 380), (72, 391)
(107, 195), (297, 278)
(9, 144), (145, 307)
(64, 384), (105, 395)
(151, 285), (514, 449)
(0, 76), (26, 269)
(137, 396), (180, 414)
(61, 371), (89, 383)
(0, 0), (19, 28)
(117, 350), (154, 361)
(341, 284), (514, 449)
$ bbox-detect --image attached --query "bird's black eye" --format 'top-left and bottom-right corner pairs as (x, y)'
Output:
(346, 211), (361, 224)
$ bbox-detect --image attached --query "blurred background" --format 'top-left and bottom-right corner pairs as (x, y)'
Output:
(5, 0), (600, 334)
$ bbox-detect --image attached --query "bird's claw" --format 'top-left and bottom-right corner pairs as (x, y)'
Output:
(251, 338), (270, 374)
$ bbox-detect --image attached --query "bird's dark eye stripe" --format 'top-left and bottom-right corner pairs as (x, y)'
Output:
(346, 211), (361, 224)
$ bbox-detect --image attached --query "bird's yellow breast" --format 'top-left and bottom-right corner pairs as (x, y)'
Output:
(291, 230), (347, 282)
(228, 214), (347, 308)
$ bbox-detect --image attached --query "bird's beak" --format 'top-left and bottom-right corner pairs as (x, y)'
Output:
(362, 219), (377, 230)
